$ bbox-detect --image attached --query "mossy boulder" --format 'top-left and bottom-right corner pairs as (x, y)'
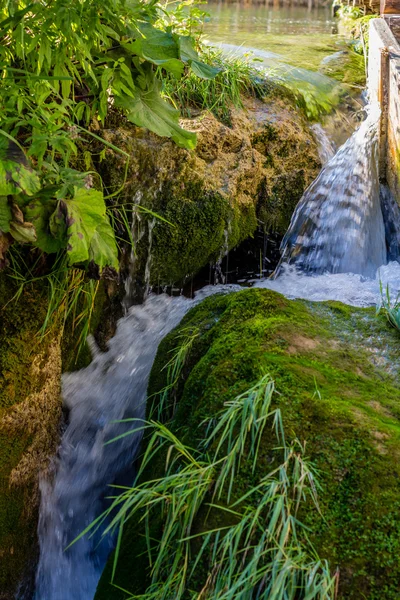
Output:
(96, 288), (400, 600)
(93, 96), (320, 292)
(0, 276), (62, 599)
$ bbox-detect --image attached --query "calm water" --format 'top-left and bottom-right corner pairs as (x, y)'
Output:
(203, 3), (346, 71)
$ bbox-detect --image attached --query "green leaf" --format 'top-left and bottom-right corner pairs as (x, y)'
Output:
(89, 219), (119, 270)
(190, 60), (220, 80)
(63, 187), (119, 271)
(0, 196), (12, 233)
(9, 220), (37, 243)
(24, 195), (65, 253)
(0, 136), (41, 196)
(176, 36), (219, 79)
(114, 66), (196, 149)
(49, 199), (68, 241)
(176, 35), (198, 62)
(123, 23), (184, 78)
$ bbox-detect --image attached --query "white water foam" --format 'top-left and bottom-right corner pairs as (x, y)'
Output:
(279, 103), (387, 277)
(34, 285), (240, 600)
(255, 261), (400, 307)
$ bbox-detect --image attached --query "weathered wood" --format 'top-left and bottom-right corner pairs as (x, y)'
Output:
(379, 47), (390, 180)
(384, 15), (400, 40)
(381, 0), (400, 15)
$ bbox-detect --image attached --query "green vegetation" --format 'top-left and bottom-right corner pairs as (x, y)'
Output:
(167, 45), (344, 123)
(0, 0), (218, 276)
(86, 374), (336, 599)
(0, 274), (61, 596)
(96, 289), (400, 599)
(377, 285), (400, 333)
(166, 48), (293, 124)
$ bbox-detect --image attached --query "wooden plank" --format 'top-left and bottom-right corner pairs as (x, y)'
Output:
(381, 0), (400, 14)
(384, 15), (400, 40)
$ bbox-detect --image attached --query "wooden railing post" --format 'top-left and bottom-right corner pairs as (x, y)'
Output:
(381, 0), (400, 14)
(378, 46), (390, 181)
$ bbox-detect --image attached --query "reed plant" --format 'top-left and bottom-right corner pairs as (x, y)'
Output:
(378, 283), (400, 333)
(77, 369), (337, 599)
(150, 327), (200, 421)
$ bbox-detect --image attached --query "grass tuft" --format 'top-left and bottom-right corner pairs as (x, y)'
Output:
(78, 370), (337, 599)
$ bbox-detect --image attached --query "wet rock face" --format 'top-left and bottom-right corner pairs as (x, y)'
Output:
(96, 289), (400, 600)
(0, 277), (62, 599)
(95, 96), (320, 292)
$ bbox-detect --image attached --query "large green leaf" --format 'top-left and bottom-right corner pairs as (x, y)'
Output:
(0, 196), (11, 232)
(190, 60), (220, 80)
(176, 35), (198, 62)
(124, 23), (184, 78)
(114, 66), (197, 149)
(176, 36), (220, 80)
(0, 136), (41, 196)
(89, 219), (119, 270)
(24, 195), (65, 253)
(62, 187), (119, 270)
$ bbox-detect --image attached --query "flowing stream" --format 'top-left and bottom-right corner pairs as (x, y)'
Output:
(33, 8), (400, 599)
(34, 99), (400, 598)
(34, 286), (240, 600)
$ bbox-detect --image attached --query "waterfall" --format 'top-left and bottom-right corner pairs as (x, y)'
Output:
(34, 92), (400, 600)
(310, 123), (336, 165)
(34, 286), (239, 600)
(278, 103), (387, 278)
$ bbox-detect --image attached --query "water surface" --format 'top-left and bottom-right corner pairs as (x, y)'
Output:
(203, 3), (346, 71)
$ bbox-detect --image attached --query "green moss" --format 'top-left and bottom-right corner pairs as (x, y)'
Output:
(0, 275), (56, 597)
(149, 189), (256, 284)
(96, 289), (400, 599)
(95, 94), (320, 289)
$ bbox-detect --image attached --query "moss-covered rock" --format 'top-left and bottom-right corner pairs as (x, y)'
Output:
(93, 96), (320, 292)
(0, 276), (62, 599)
(96, 288), (400, 600)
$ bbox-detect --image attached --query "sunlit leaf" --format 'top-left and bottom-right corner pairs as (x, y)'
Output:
(62, 187), (119, 271)
(115, 65), (196, 149)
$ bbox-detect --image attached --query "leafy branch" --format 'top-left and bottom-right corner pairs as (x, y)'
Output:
(0, 0), (218, 275)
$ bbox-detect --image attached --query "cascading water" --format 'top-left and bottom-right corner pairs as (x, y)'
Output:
(278, 103), (387, 277)
(310, 123), (336, 165)
(34, 286), (239, 600)
(34, 84), (400, 600)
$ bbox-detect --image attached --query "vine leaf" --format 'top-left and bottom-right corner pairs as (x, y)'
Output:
(0, 137), (41, 196)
